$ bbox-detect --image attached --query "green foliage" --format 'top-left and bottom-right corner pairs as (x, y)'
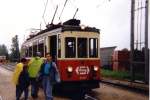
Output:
(101, 69), (145, 81)
(101, 69), (130, 80)
(0, 44), (9, 59)
(10, 35), (20, 62)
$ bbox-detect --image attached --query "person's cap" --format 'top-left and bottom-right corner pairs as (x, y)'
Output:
(36, 52), (41, 57)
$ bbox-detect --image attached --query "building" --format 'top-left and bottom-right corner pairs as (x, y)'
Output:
(112, 50), (130, 71)
(100, 46), (116, 69)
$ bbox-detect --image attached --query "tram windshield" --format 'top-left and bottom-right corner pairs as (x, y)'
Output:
(78, 38), (87, 58)
(65, 37), (98, 58)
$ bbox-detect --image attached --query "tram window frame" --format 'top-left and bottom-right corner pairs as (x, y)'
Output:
(65, 37), (76, 58)
(89, 38), (98, 58)
(77, 38), (87, 58)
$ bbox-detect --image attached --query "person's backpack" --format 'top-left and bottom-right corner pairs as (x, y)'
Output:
(49, 62), (60, 84)
(18, 66), (30, 89)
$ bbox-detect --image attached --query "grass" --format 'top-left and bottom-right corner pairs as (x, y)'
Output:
(101, 69), (130, 80)
(101, 69), (145, 81)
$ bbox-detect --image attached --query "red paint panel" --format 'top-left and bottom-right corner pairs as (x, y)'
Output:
(57, 59), (101, 81)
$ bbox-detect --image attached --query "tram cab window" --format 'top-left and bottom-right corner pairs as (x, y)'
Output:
(77, 38), (87, 58)
(89, 38), (98, 58)
(65, 37), (76, 58)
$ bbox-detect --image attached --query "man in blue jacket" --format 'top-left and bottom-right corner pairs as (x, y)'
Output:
(39, 53), (60, 100)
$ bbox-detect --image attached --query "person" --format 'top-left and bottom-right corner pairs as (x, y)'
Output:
(39, 53), (60, 100)
(12, 58), (29, 100)
(28, 52), (43, 99)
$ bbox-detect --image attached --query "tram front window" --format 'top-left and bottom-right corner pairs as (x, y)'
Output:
(65, 37), (76, 58)
(78, 38), (87, 58)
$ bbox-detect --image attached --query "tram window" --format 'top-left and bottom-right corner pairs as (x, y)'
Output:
(33, 45), (37, 57)
(25, 49), (29, 57)
(58, 35), (61, 58)
(38, 43), (44, 57)
(65, 37), (76, 58)
(78, 38), (87, 58)
(89, 38), (98, 58)
(29, 46), (32, 57)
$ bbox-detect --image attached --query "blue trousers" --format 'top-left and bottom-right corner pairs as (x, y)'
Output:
(16, 85), (28, 100)
(30, 78), (39, 98)
(42, 76), (53, 100)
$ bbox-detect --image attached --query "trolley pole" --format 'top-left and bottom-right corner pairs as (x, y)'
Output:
(130, 0), (135, 82)
(144, 0), (149, 84)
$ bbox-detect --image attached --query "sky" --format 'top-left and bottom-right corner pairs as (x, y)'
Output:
(0, 0), (149, 52)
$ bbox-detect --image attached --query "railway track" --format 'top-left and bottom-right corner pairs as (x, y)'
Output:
(101, 79), (149, 96)
(84, 94), (98, 100)
(0, 63), (16, 71)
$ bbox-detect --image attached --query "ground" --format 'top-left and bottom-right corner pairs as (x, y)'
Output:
(0, 66), (149, 100)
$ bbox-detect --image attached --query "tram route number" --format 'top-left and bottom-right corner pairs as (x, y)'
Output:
(76, 66), (89, 75)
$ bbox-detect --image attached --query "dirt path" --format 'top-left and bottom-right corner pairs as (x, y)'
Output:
(0, 67), (15, 100)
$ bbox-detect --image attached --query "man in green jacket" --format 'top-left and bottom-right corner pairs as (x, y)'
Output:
(28, 52), (43, 99)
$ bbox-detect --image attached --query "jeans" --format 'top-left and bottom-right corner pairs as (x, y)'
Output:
(16, 85), (28, 100)
(42, 76), (53, 100)
(30, 78), (39, 98)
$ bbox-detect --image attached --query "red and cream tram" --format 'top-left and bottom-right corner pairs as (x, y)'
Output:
(22, 19), (101, 90)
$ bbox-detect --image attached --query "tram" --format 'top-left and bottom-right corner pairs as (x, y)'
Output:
(22, 19), (101, 90)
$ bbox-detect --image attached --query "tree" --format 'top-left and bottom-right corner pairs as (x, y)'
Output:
(10, 35), (20, 62)
(0, 44), (9, 59)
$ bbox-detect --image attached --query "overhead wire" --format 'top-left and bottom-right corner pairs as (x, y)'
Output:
(42, 0), (49, 25)
(59, 0), (69, 20)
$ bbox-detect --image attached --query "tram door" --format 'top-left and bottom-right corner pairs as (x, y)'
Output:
(49, 35), (57, 61)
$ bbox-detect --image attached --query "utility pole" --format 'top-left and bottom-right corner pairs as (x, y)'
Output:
(144, 0), (149, 84)
(130, 0), (135, 82)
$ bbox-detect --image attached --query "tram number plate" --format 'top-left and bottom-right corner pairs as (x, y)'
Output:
(76, 66), (89, 75)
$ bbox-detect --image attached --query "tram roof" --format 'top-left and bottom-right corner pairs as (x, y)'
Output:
(26, 19), (100, 41)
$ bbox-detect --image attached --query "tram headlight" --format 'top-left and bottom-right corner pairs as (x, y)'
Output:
(93, 66), (99, 71)
(67, 66), (73, 72)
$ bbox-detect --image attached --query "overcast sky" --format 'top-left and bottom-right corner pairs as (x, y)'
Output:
(0, 0), (148, 52)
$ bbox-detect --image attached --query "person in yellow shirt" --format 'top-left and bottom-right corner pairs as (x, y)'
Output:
(12, 58), (29, 100)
